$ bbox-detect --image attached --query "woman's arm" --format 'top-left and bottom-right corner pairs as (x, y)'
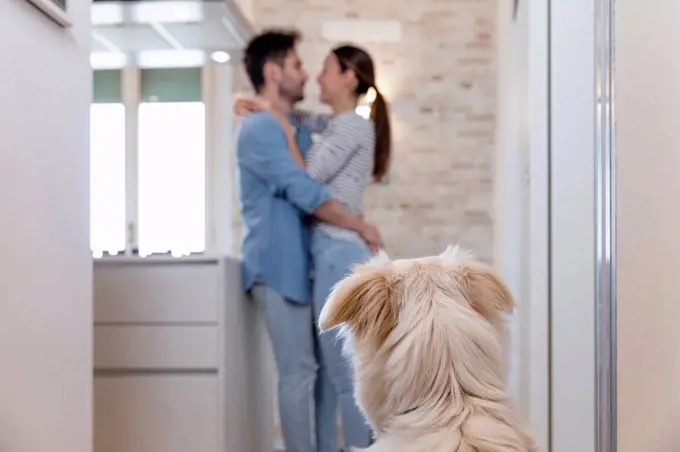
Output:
(233, 96), (331, 134)
(291, 110), (333, 134)
(233, 95), (309, 167)
(269, 109), (306, 167)
(306, 114), (374, 184)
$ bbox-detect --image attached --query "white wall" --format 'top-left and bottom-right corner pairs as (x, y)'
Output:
(549, 1), (596, 451)
(494, 0), (549, 448)
(231, 0), (254, 25)
(616, 3), (680, 451)
(0, 2), (92, 452)
(494, 0), (529, 409)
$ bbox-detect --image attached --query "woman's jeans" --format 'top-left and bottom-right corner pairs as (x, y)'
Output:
(312, 232), (373, 452)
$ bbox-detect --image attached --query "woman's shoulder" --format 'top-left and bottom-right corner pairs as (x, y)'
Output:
(333, 111), (375, 136)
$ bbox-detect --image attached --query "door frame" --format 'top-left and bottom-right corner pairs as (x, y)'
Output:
(547, 1), (617, 451)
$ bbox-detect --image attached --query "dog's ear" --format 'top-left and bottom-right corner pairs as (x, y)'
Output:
(459, 263), (515, 319)
(439, 245), (515, 318)
(440, 243), (474, 261)
(319, 253), (397, 343)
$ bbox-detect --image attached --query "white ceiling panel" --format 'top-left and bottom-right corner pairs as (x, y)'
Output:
(96, 26), (174, 52)
(90, 0), (254, 68)
(91, 37), (111, 52)
(162, 21), (234, 49)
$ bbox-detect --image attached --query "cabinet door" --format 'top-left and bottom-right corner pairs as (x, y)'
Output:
(94, 263), (219, 323)
(94, 325), (218, 370)
(94, 375), (220, 452)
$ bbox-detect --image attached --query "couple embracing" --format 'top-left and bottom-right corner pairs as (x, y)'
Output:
(236, 28), (391, 452)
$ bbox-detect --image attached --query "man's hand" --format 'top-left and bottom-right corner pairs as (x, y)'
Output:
(313, 200), (384, 252)
(359, 222), (384, 253)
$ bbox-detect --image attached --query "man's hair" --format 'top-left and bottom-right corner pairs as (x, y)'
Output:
(243, 29), (301, 92)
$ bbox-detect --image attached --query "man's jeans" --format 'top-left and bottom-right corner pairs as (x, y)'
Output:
(251, 283), (319, 452)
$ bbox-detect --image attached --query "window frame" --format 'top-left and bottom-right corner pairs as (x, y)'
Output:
(92, 65), (225, 257)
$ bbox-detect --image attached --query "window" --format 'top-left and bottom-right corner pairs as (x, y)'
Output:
(137, 102), (206, 256)
(137, 68), (205, 256)
(91, 70), (126, 256)
(90, 67), (210, 258)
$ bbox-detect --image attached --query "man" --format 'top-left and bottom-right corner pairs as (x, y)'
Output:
(236, 29), (382, 452)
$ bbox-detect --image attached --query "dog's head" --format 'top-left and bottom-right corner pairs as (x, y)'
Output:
(318, 245), (515, 433)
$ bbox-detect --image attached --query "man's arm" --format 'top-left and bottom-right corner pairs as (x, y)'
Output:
(237, 113), (382, 246)
(237, 112), (329, 213)
(314, 201), (383, 249)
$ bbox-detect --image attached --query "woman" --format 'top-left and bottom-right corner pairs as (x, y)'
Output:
(236, 44), (391, 452)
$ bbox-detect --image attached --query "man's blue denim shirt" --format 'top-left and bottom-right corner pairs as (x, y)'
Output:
(236, 111), (330, 304)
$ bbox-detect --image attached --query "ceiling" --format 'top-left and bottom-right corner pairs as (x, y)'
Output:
(91, 0), (254, 69)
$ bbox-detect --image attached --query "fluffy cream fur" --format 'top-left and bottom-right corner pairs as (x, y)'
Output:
(318, 245), (538, 452)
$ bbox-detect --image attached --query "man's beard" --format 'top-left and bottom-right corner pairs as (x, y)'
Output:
(280, 84), (304, 104)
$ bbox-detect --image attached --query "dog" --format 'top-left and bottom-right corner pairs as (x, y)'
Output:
(318, 245), (538, 452)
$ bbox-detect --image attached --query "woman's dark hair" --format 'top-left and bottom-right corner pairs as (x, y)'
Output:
(332, 45), (391, 182)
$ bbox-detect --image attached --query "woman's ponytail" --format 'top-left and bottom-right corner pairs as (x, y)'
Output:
(370, 89), (391, 182)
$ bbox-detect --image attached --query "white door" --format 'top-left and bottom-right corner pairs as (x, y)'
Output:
(616, 2), (680, 451)
(548, 0), (615, 451)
